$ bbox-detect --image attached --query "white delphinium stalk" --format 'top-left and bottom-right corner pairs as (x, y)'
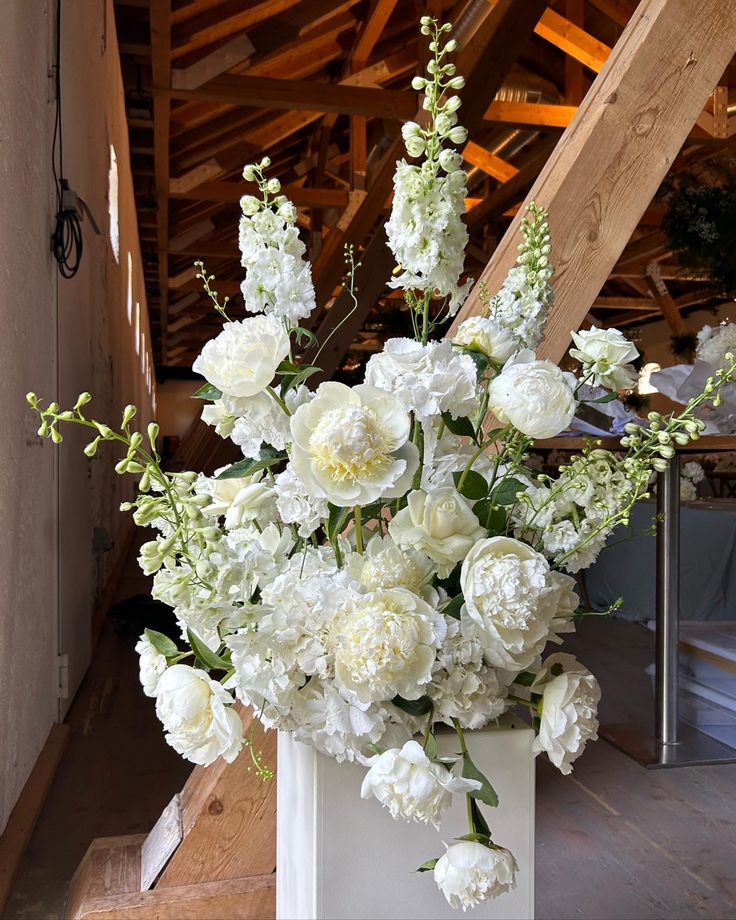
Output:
(385, 20), (471, 315)
(487, 202), (553, 350)
(239, 158), (316, 324)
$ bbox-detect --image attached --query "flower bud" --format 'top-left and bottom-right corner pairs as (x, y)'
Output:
(74, 392), (92, 409)
(240, 194), (260, 216)
(50, 427), (63, 444)
(447, 126), (468, 145)
(26, 392), (38, 406)
(242, 164), (257, 181)
(266, 177), (281, 194)
(411, 76), (427, 91)
(130, 431), (143, 449)
(115, 458), (129, 475)
(447, 76), (465, 89)
(445, 38), (457, 52)
(259, 156), (271, 169)
(84, 438), (100, 457)
(148, 422), (160, 447)
(652, 458), (669, 472)
(122, 405), (137, 427)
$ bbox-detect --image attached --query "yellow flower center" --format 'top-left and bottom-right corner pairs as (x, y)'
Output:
(309, 406), (392, 483)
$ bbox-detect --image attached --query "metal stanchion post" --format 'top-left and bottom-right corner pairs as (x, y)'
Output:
(655, 455), (680, 746)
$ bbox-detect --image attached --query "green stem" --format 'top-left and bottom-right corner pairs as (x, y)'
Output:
(353, 505), (363, 553)
(266, 386), (291, 416)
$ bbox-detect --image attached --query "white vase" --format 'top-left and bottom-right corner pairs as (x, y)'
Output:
(276, 715), (535, 920)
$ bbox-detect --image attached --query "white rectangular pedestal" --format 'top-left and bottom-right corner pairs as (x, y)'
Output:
(276, 717), (535, 920)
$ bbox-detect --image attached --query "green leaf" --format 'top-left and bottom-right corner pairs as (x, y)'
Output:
(392, 694), (433, 716)
(453, 469), (488, 501)
(470, 798), (492, 838)
(443, 593), (464, 620)
(215, 447), (285, 479)
(424, 731), (438, 761)
(463, 751), (499, 807)
(456, 832), (492, 845)
(417, 858), (439, 873)
(473, 499), (507, 534)
(144, 628), (179, 659)
(192, 383), (222, 400)
(513, 671), (536, 687)
(592, 391), (619, 403)
(441, 411), (476, 441)
(467, 350), (492, 377)
(186, 629), (231, 671)
(294, 326), (318, 348)
(490, 477), (527, 506)
(483, 427), (505, 442)
(326, 503), (350, 544)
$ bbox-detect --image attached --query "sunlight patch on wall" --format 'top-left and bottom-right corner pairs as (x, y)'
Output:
(108, 145), (119, 263)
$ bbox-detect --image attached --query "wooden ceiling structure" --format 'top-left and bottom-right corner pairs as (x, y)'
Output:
(113, 0), (736, 378)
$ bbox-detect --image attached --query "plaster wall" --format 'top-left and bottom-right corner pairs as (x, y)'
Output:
(0, 0), (153, 831)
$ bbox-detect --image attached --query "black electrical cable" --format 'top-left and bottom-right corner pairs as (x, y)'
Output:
(51, 0), (83, 279)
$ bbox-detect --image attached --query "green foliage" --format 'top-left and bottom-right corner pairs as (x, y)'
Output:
(392, 694), (434, 716)
(215, 447), (285, 479)
(192, 383), (223, 400)
(144, 628), (179, 658)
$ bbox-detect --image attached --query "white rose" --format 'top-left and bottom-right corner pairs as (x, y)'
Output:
(488, 350), (576, 439)
(453, 315), (516, 363)
(569, 325), (639, 390)
(360, 740), (479, 828)
(389, 487), (485, 578)
(331, 588), (446, 704)
(135, 634), (167, 697)
(155, 665), (243, 766)
(531, 653), (600, 775)
(434, 841), (517, 910)
(364, 338), (477, 421)
(192, 314), (289, 398)
(460, 536), (557, 671)
(289, 381), (418, 507)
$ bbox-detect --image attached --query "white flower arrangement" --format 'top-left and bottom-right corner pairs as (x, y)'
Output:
(27, 17), (736, 912)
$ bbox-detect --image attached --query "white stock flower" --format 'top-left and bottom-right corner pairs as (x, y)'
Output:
(331, 588), (446, 704)
(349, 533), (436, 600)
(389, 487), (485, 578)
(192, 314), (289, 398)
(452, 315), (516, 363)
(135, 634), (167, 697)
(434, 841), (518, 910)
(569, 326), (639, 390)
(488, 351), (576, 439)
(290, 382), (418, 507)
(531, 653), (600, 775)
(360, 740), (479, 828)
(155, 665), (243, 766)
(460, 536), (557, 671)
(364, 338), (477, 422)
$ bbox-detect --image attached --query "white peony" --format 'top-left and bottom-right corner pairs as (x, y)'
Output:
(434, 841), (518, 910)
(360, 740), (479, 828)
(364, 338), (477, 422)
(460, 536), (557, 671)
(488, 350), (576, 439)
(135, 633), (168, 697)
(389, 487), (485, 578)
(452, 315), (516, 363)
(192, 314), (289, 398)
(531, 653), (600, 775)
(331, 588), (446, 704)
(155, 665), (243, 766)
(349, 533), (436, 600)
(289, 381), (418, 507)
(569, 325), (639, 390)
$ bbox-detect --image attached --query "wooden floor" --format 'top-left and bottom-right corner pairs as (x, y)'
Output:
(4, 586), (736, 918)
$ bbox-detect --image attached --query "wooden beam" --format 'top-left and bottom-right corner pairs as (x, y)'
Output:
(484, 100), (577, 128)
(587, 0), (636, 28)
(594, 295), (657, 309)
(564, 0), (586, 104)
(164, 75), (416, 120)
(535, 8), (611, 73)
(352, 0), (401, 65)
(170, 34), (255, 91)
(169, 181), (350, 208)
(463, 140), (519, 182)
(171, 0), (303, 59)
(151, 0), (171, 361)
(451, 0), (736, 365)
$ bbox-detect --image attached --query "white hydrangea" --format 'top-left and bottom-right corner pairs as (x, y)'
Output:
(697, 323), (736, 371)
(229, 386), (311, 459)
(364, 337), (477, 422)
(274, 466), (328, 538)
(428, 613), (509, 729)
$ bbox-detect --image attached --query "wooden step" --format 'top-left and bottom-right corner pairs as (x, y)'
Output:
(66, 834), (147, 919)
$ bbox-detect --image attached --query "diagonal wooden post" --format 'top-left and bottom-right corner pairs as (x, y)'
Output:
(449, 0), (736, 364)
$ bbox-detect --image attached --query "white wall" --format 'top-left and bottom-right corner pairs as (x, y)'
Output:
(0, 0), (154, 831)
